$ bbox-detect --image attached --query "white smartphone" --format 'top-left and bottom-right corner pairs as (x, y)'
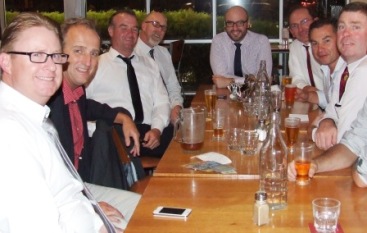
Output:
(153, 206), (192, 218)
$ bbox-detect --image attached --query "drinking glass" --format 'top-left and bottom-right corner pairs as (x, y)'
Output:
(284, 84), (297, 107)
(226, 128), (245, 151)
(271, 90), (282, 112)
(281, 75), (292, 92)
(212, 108), (226, 141)
(312, 198), (341, 233)
(240, 131), (259, 155)
(294, 142), (314, 185)
(204, 89), (217, 119)
(284, 117), (300, 151)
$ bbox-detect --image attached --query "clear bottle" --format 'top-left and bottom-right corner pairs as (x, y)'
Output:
(259, 112), (288, 210)
(255, 60), (271, 98)
(253, 191), (270, 226)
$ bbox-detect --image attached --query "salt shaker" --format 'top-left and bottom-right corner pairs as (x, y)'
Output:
(253, 191), (269, 226)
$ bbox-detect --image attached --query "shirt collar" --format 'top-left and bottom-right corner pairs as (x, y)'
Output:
(136, 37), (153, 56)
(108, 47), (140, 61)
(0, 81), (50, 125)
(62, 79), (84, 105)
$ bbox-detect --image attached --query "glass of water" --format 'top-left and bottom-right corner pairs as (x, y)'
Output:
(312, 198), (341, 233)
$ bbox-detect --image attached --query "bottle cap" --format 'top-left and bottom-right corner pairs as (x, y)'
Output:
(255, 191), (267, 201)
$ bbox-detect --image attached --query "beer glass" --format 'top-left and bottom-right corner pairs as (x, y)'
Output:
(284, 117), (300, 151)
(284, 84), (297, 107)
(212, 108), (226, 141)
(204, 89), (216, 119)
(294, 142), (314, 185)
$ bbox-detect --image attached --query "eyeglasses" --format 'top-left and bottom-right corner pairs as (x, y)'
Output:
(225, 20), (248, 28)
(7, 51), (69, 64)
(289, 18), (312, 30)
(145, 21), (167, 31)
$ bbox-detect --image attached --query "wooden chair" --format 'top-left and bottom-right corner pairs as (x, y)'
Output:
(111, 127), (151, 195)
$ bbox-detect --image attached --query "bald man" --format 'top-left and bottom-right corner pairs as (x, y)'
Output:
(210, 5), (272, 88)
(135, 11), (183, 124)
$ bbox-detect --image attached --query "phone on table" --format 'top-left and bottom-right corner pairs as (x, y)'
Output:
(153, 206), (192, 218)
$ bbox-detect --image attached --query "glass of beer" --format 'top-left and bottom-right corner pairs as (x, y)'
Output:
(281, 75), (292, 91)
(284, 117), (300, 152)
(212, 108), (226, 141)
(284, 84), (297, 107)
(204, 89), (217, 119)
(294, 142), (314, 185)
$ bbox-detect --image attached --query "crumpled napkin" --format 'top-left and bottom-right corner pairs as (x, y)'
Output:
(194, 152), (232, 165)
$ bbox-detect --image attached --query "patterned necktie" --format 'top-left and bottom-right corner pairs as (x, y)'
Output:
(42, 119), (116, 233)
(234, 43), (243, 77)
(149, 49), (155, 60)
(339, 66), (349, 101)
(303, 45), (315, 87)
(118, 55), (144, 124)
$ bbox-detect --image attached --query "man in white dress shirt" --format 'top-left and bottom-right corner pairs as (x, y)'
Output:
(312, 2), (367, 150)
(87, 10), (171, 158)
(210, 5), (272, 88)
(0, 12), (114, 233)
(135, 11), (183, 124)
(297, 18), (344, 110)
(288, 6), (324, 94)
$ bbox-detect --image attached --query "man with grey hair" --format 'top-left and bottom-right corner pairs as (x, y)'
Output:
(135, 11), (183, 124)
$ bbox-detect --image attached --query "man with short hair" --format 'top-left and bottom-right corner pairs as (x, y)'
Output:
(297, 18), (345, 109)
(0, 12), (114, 232)
(87, 10), (171, 158)
(288, 6), (324, 93)
(210, 5), (272, 88)
(135, 11), (183, 124)
(48, 18), (141, 230)
(288, 2), (367, 188)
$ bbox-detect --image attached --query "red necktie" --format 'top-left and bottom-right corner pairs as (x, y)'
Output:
(303, 45), (315, 87)
(339, 67), (349, 101)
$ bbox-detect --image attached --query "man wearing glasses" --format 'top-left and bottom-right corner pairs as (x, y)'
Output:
(288, 6), (323, 94)
(135, 11), (183, 125)
(210, 5), (272, 88)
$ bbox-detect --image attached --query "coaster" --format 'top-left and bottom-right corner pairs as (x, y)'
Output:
(308, 223), (344, 233)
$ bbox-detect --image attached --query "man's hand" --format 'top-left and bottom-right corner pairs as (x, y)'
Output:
(295, 87), (319, 104)
(314, 118), (337, 150)
(212, 75), (234, 88)
(170, 105), (182, 125)
(288, 160), (318, 181)
(115, 113), (140, 156)
(142, 128), (161, 150)
(99, 201), (125, 233)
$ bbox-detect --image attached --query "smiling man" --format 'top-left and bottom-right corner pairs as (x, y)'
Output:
(135, 11), (183, 124)
(297, 18), (345, 109)
(210, 5), (272, 88)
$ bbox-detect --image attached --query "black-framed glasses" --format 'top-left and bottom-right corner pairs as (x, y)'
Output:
(7, 51), (69, 64)
(145, 21), (167, 31)
(225, 20), (248, 28)
(289, 18), (312, 30)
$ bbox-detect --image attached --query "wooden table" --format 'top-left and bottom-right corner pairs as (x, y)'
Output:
(153, 84), (343, 178)
(125, 176), (367, 233)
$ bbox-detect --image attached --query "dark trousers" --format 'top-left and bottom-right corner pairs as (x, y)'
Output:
(137, 123), (173, 158)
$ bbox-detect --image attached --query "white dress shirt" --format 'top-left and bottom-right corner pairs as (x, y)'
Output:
(0, 82), (102, 233)
(317, 57), (346, 109)
(288, 39), (324, 90)
(316, 55), (367, 142)
(210, 31), (273, 83)
(135, 37), (183, 109)
(86, 48), (170, 132)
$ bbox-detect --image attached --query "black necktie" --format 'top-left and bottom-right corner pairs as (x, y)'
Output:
(149, 49), (155, 60)
(43, 119), (116, 233)
(234, 43), (243, 77)
(118, 55), (144, 124)
(303, 45), (315, 87)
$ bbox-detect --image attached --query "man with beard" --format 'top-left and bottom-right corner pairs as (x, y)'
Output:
(210, 6), (272, 88)
(135, 11), (183, 124)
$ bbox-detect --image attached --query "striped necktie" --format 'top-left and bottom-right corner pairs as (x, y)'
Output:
(303, 45), (315, 87)
(339, 67), (349, 101)
(43, 119), (116, 233)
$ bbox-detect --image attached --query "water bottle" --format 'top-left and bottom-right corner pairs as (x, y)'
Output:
(259, 111), (288, 210)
